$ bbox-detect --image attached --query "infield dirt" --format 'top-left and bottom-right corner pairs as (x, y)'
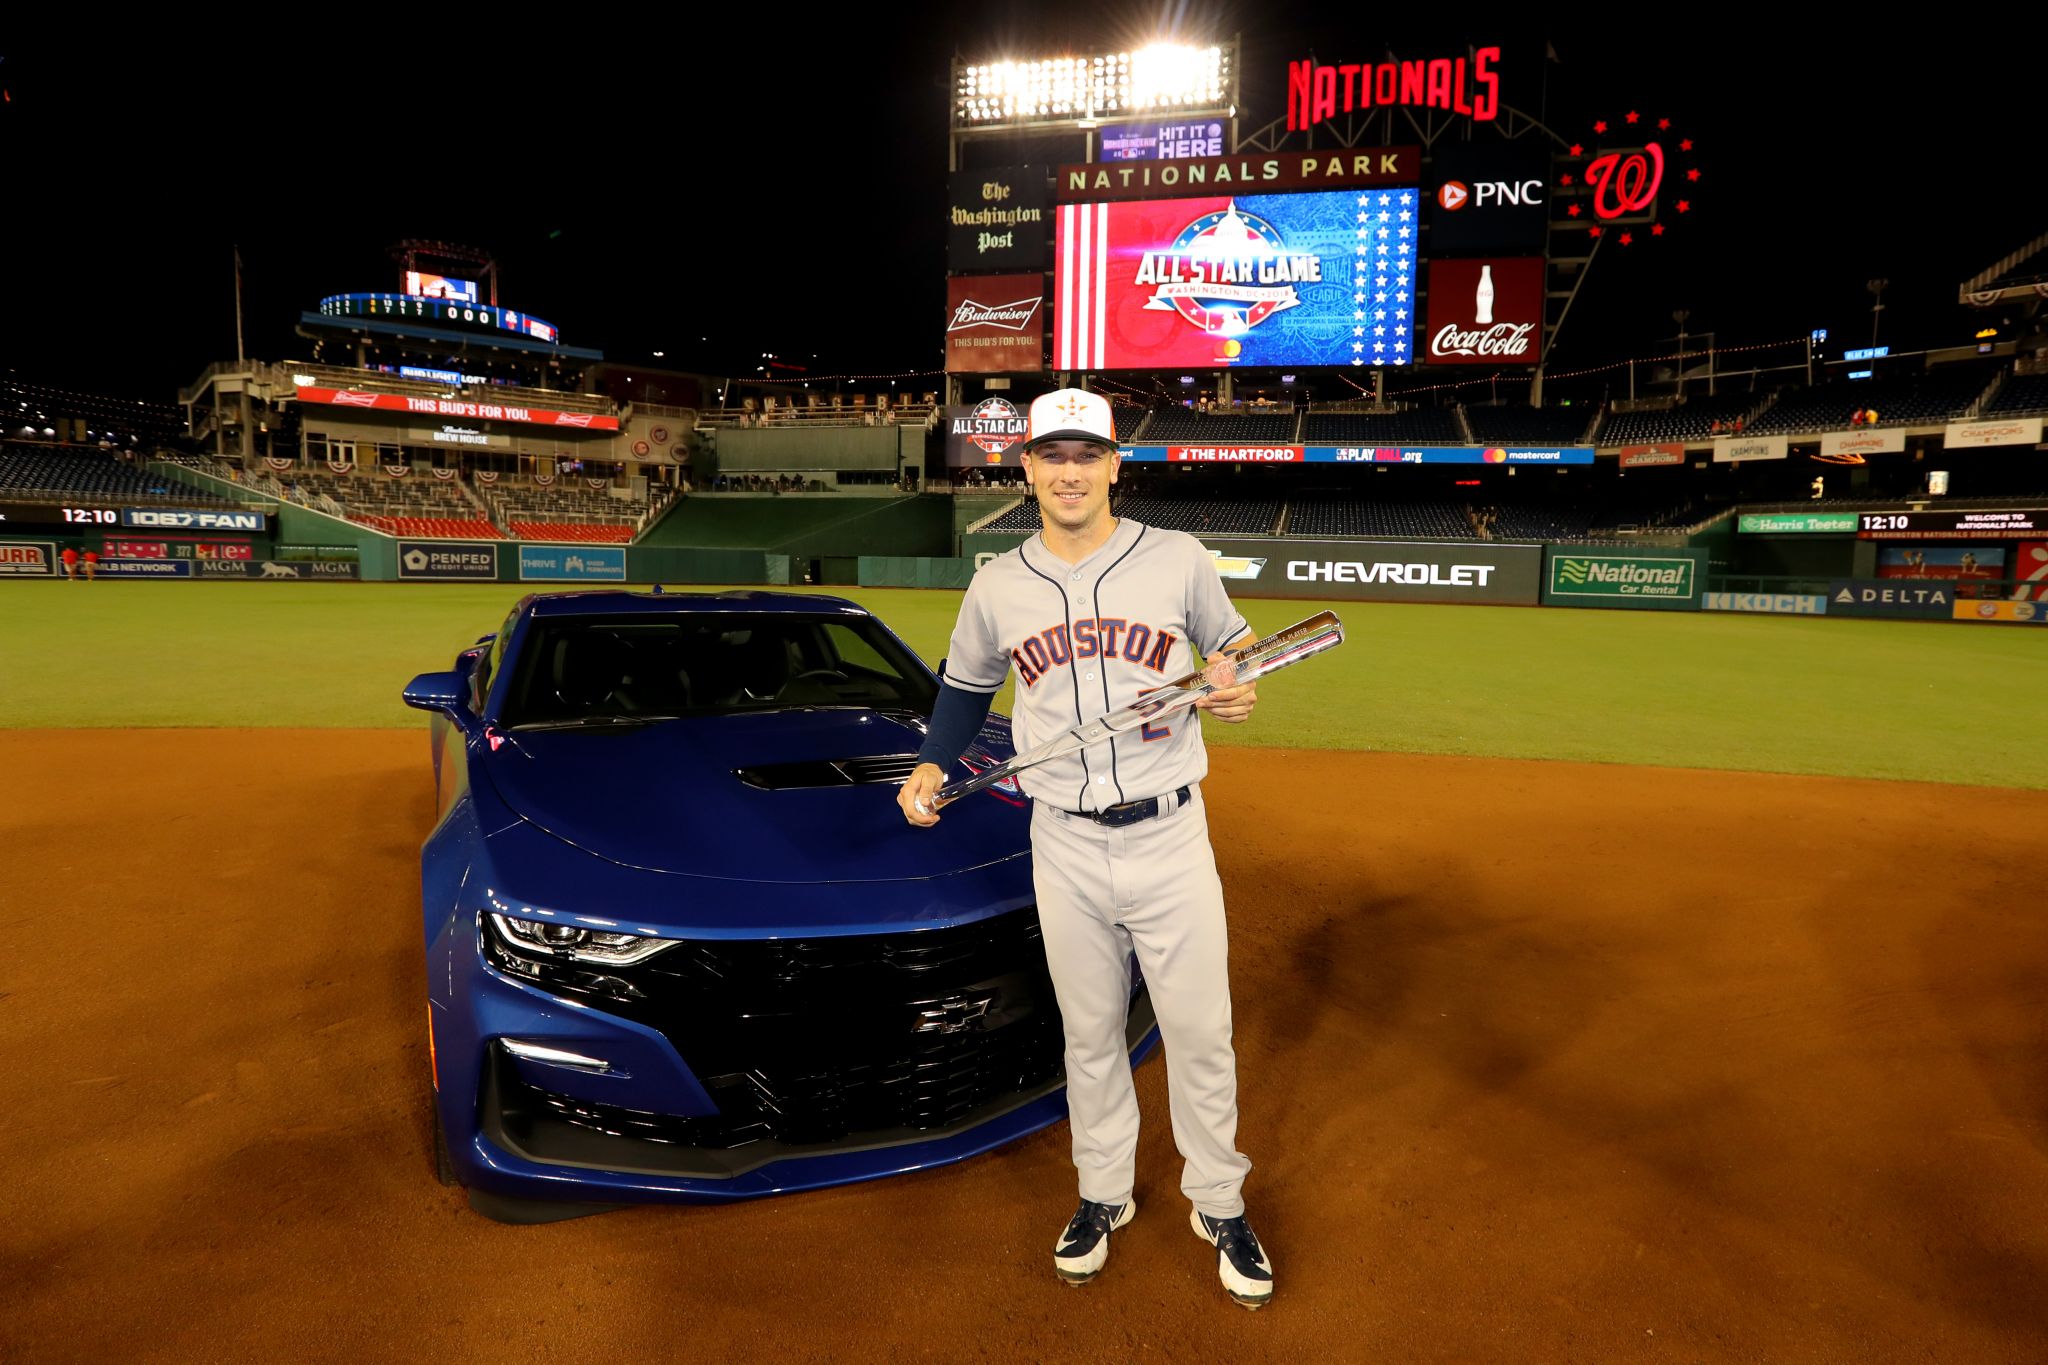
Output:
(2, 730), (2043, 1362)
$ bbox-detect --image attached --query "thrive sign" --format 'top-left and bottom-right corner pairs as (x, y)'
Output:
(1543, 549), (1705, 611)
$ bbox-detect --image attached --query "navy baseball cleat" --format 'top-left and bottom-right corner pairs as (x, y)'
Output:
(1054, 1198), (1135, 1284)
(1191, 1208), (1274, 1308)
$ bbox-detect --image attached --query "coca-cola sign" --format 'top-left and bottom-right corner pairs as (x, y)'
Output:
(1430, 322), (1536, 359)
(945, 274), (1045, 374)
(1423, 258), (1543, 367)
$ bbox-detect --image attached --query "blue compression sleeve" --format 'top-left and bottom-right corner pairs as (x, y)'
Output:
(915, 681), (997, 772)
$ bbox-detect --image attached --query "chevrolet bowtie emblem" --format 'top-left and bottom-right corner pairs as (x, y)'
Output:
(913, 993), (997, 1034)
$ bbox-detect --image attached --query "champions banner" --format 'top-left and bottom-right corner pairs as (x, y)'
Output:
(1056, 189), (1419, 371)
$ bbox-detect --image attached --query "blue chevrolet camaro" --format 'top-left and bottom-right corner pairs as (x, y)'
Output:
(403, 589), (1159, 1222)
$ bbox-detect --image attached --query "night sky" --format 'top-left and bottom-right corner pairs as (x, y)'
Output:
(3, 14), (2035, 402)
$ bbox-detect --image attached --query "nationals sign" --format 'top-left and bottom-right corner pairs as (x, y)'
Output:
(1423, 258), (1542, 365)
(945, 275), (1045, 374)
(1057, 189), (1419, 370)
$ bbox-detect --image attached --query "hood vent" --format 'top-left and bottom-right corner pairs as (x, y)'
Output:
(734, 754), (924, 791)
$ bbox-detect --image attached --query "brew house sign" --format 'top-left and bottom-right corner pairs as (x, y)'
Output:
(1423, 257), (1544, 365)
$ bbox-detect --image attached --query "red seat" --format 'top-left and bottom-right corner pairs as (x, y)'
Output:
(511, 520), (635, 543)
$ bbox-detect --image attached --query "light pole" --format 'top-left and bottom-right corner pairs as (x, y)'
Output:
(1867, 279), (1888, 347)
(1672, 309), (1690, 400)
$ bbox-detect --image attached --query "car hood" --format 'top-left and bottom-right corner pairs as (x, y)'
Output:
(480, 708), (1029, 883)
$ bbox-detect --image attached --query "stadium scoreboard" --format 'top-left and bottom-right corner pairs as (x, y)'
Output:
(0, 502), (270, 532)
(1858, 508), (2046, 539)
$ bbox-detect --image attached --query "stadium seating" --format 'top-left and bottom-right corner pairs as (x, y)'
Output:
(484, 481), (643, 537)
(1746, 366), (1997, 434)
(1285, 497), (1474, 539)
(354, 515), (504, 539)
(1593, 393), (1768, 444)
(1985, 372), (2048, 415)
(509, 521), (636, 543)
(1137, 408), (1298, 443)
(1463, 405), (1595, 445)
(0, 442), (234, 505)
(1300, 408), (1464, 444)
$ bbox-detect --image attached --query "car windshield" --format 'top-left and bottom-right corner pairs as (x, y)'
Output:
(498, 612), (938, 728)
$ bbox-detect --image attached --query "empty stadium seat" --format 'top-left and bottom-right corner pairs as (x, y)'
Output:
(0, 442), (234, 505)
(1986, 372), (2048, 416)
(1300, 409), (1463, 444)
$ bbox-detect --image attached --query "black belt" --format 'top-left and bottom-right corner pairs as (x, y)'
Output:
(1066, 785), (1191, 828)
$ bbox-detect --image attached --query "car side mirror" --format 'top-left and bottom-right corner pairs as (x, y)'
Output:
(403, 670), (467, 713)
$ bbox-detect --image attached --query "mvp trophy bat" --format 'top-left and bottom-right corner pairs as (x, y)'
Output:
(922, 610), (1345, 812)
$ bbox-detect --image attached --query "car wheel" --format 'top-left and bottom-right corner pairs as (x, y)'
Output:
(433, 1105), (459, 1188)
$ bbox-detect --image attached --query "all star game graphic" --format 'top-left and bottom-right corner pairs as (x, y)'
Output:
(1057, 188), (1418, 369)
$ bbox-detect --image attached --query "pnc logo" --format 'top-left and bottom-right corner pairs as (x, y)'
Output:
(1438, 180), (1470, 211)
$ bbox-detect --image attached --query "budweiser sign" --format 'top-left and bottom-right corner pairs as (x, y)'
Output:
(946, 274), (1045, 374)
(1430, 322), (1535, 359)
(1423, 258), (1544, 367)
(948, 297), (1041, 332)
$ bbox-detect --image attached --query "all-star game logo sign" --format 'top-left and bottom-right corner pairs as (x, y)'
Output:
(945, 397), (1031, 466)
(1136, 202), (1320, 337)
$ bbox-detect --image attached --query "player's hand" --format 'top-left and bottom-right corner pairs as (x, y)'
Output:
(899, 762), (946, 827)
(1196, 651), (1258, 724)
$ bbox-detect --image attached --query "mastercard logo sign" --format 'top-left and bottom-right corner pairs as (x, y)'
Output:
(1437, 181), (1470, 212)
(1483, 447), (1508, 463)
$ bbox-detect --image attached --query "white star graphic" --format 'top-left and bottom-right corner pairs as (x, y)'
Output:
(1374, 325), (1385, 336)
(1354, 326), (1365, 336)
(1398, 225), (1410, 237)
(1354, 310), (1365, 320)
(1353, 341), (1364, 351)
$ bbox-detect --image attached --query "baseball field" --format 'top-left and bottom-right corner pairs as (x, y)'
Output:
(4, 581), (2045, 1361)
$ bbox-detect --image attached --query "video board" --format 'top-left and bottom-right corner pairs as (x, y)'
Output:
(1054, 188), (1418, 369)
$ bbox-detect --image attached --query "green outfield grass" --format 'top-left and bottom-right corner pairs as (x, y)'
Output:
(3, 581), (2043, 788)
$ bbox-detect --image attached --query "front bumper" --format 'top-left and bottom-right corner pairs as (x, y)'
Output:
(433, 904), (1159, 1213)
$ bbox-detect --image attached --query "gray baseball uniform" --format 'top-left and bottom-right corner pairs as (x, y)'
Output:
(942, 518), (1254, 1217)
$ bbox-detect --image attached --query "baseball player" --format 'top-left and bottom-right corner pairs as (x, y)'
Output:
(897, 389), (1274, 1309)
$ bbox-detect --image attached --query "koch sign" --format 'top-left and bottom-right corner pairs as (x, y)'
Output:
(1097, 120), (1227, 161)
(518, 544), (627, 582)
(1195, 536), (1540, 605)
(1424, 258), (1543, 366)
(123, 507), (268, 531)
(397, 540), (499, 580)
(1428, 141), (1549, 252)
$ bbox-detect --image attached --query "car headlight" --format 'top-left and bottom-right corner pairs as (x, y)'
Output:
(488, 912), (678, 966)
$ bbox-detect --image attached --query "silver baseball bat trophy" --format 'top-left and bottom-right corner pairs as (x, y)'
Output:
(923, 609), (1345, 812)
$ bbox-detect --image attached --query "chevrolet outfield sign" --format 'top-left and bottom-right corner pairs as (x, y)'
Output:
(1543, 549), (1705, 611)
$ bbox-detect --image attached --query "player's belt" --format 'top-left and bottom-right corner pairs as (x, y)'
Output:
(1066, 785), (1191, 828)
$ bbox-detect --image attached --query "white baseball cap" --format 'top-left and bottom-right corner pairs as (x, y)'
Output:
(1024, 388), (1118, 451)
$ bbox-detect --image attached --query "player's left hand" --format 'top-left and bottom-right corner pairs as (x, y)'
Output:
(1195, 652), (1258, 724)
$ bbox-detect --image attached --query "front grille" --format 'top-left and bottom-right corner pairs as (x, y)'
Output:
(733, 753), (922, 790)
(483, 906), (1135, 1161)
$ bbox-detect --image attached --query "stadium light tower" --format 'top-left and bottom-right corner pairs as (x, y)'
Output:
(950, 40), (1239, 168)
